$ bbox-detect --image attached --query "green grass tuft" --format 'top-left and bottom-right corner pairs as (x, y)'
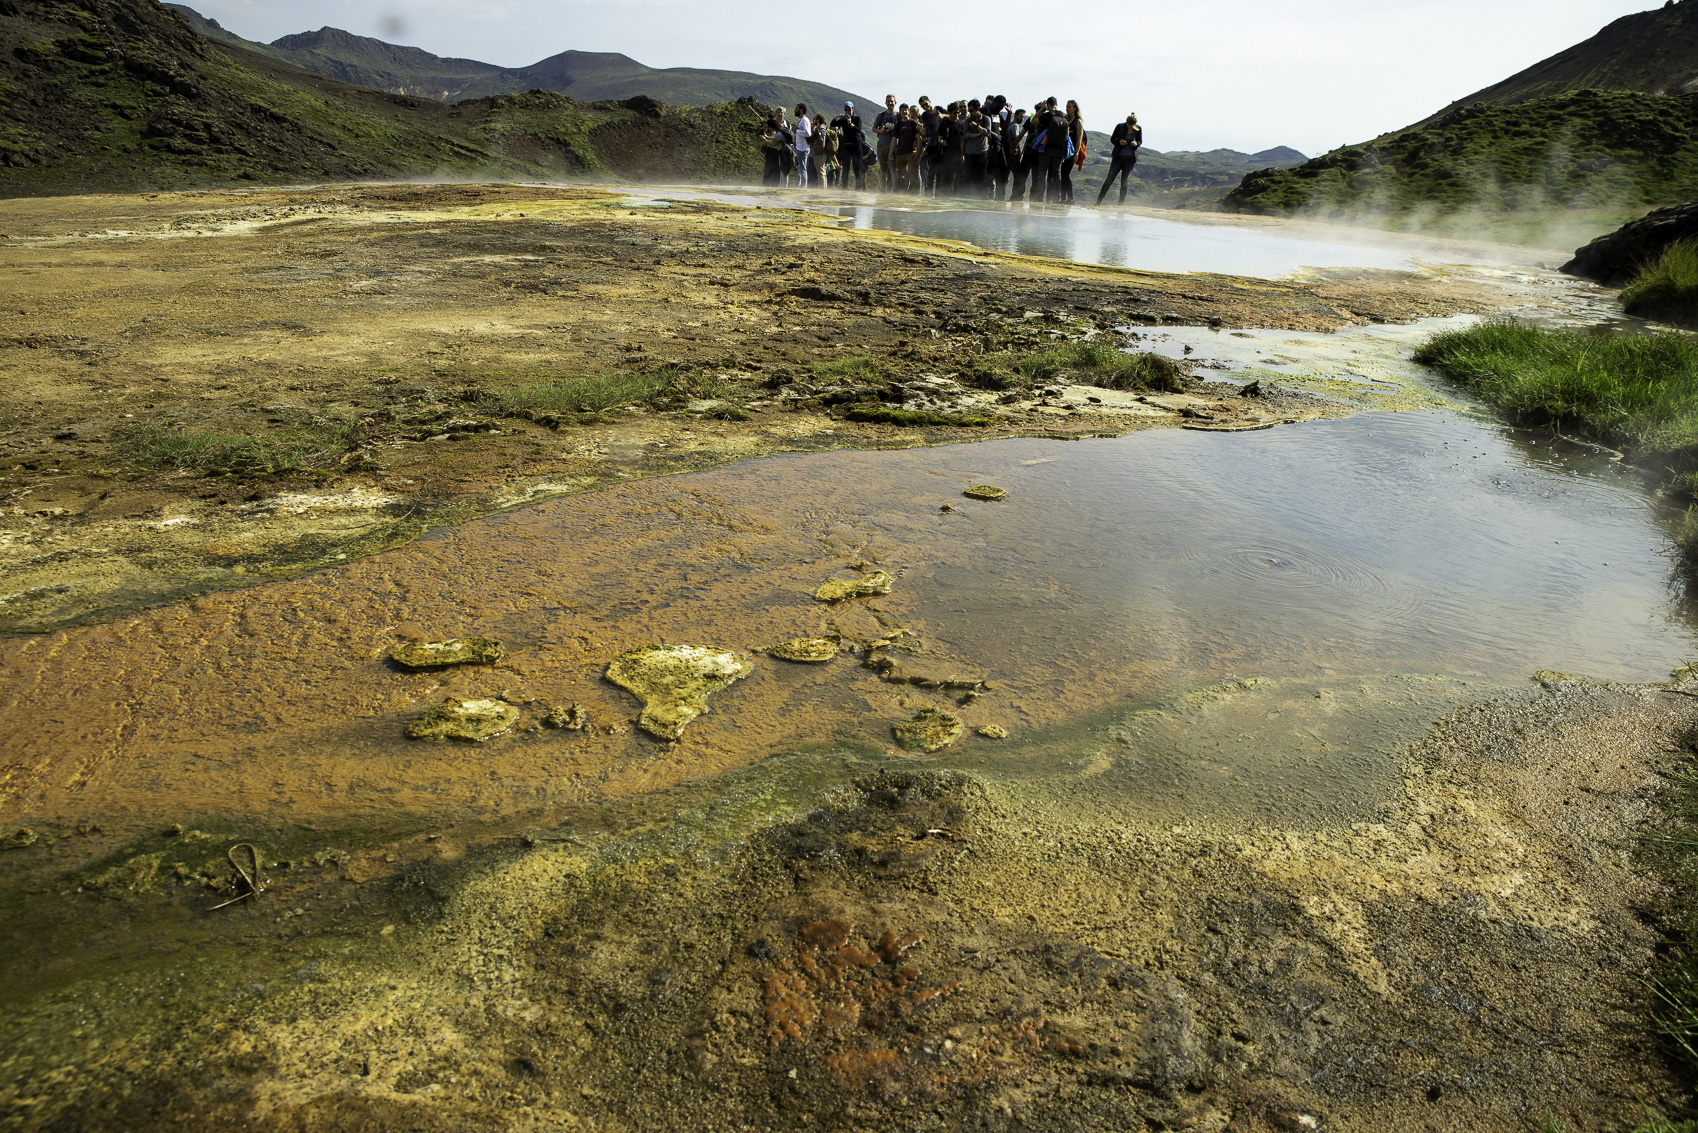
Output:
(1012, 342), (1187, 392)
(490, 372), (673, 418)
(1623, 240), (1698, 325)
(118, 421), (363, 477)
(1413, 318), (1698, 452)
(813, 356), (885, 385)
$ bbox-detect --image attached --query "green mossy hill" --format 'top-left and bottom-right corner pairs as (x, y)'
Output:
(0, 0), (768, 195)
(1224, 91), (1698, 218)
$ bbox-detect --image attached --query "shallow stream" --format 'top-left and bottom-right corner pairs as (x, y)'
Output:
(1, 407), (1688, 828)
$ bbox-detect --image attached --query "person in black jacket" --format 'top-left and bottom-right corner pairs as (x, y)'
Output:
(1033, 98), (1069, 203)
(833, 102), (867, 191)
(1007, 107), (1034, 202)
(759, 109), (794, 187)
(1097, 112), (1143, 204)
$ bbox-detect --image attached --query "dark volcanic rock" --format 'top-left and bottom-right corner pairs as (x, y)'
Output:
(1562, 200), (1698, 284)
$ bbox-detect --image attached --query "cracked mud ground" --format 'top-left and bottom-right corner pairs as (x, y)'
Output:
(0, 183), (1508, 633)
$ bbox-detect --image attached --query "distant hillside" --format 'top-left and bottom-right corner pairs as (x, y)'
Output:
(1223, 90), (1698, 218)
(1128, 145), (1307, 191)
(1425, 1), (1698, 121)
(1060, 133), (1306, 202)
(168, 6), (877, 115)
(0, 0), (770, 195)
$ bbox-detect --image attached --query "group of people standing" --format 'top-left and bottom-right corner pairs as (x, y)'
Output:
(759, 94), (1143, 206)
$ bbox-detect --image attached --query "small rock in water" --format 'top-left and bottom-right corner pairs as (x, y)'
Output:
(408, 697), (521, 742)
(940, 503), (957, 513)
(389, 637), (504, 669)
(3, 827), (38, 850)
(770, 634), (840, 663)
(543, 703), (592, 730)
(963, 484), (1006, 501)
(977, 724), (1007, 739)
(605, 644), (754, 740)
(893, 707), (964, 753)
(814, 572), (894, 602)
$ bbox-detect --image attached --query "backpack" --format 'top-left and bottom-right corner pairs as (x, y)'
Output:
(1043, 111), (1068, 149)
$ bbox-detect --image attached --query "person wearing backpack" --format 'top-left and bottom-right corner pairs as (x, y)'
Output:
(1007, 107), (1035, 202)
(917, 96), (941, 195)
(1097, 112), (1142, 204)
(818, 115), (840, 187)
(987, 105), (1011, 200)
(759, 108), (795, 187)
(1033, 98), (1070, 203)
(961, 99), (991, 195)
(892, 104), (922, 192)
(833, 102), (867, 191)
(1060, 100), (1085, 203)
(792, 103), (813, 189)
(873, 95), (899, 191)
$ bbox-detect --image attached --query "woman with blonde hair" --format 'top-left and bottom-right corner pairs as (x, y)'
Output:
(1061, 100), (1085, 203)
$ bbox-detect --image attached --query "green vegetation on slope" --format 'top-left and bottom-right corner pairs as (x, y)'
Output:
(1413, 319), (1698, 454)
(0, 0), (768, 194)
(1225, 90), (1698, 218)
(1623, 239), (1698, 325)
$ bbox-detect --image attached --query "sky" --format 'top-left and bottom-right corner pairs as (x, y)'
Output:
(185, 0), (1657, 156)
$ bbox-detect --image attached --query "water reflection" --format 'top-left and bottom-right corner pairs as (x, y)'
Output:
(824, 205), (1417, 277)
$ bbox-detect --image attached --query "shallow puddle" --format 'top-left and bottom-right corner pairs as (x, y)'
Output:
(0, 410), (1687, 828)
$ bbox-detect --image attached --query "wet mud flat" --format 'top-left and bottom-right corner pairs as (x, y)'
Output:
(0, 677), (1690, 1132)
(0, 182), (1535, 633)
(2, 413), (1687, 826)
(1, 408), (1696, 1128)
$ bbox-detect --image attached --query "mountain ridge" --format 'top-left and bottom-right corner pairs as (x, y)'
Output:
(167, 5), (878, 113)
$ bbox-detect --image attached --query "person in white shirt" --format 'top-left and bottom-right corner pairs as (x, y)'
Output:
(791, 103), (812, 189)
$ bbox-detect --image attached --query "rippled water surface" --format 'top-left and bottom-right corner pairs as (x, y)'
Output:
(3, 411), (1688, 824)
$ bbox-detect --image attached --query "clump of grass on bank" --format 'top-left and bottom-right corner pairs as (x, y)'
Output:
(843, 406), (991, 428)
(1413, 318), (1698, 452)
(489, 372), (673, 418)
(118, 421), (363, 477)
(1623, 240), (1698, 325)
(814, 356), (885, 385)
(1010, 342), (1187, 392)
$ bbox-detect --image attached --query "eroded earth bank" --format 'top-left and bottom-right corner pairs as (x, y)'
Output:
(0, 185), (1691, 1132)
